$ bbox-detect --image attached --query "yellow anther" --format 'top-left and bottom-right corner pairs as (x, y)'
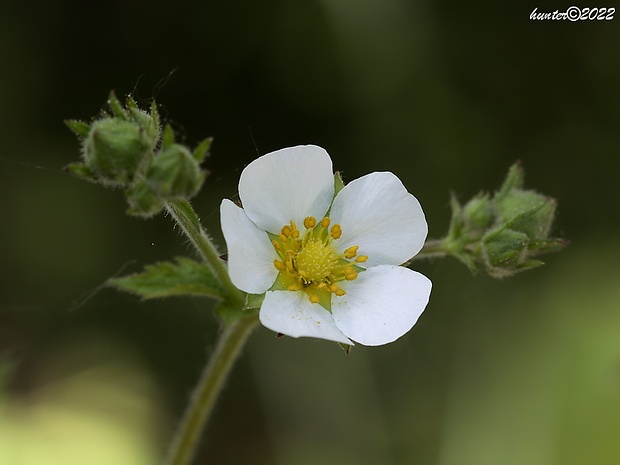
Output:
(321, 217), (330, 228)
(329, 283), (340, 293)
(288, 284), (299, 291)
(304, 216), (317, 229)
(273, 260), (284, 271)
(344, 245), (359, 258)
(285, 249), (295, 257)
(281, 225), (291, 237)
(335, 289), (346, 296)
(279, 233), (288, 242)
(286, 260), (295, 272)
(316, 282), (326, 289)
(289, 220), (297, 230)
(344, 267), (358, 280)
(272, 240), (281, 251)
(291, 229), (300, 239)
(330, 225), (342, 239)
(298, 270), (308, 279)
(309, 294), (320, 304)
(355, 255), (368, 263)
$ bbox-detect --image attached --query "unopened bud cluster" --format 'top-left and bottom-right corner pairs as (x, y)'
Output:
(443, 163), (566, 277)
(65, 92), (210, 217)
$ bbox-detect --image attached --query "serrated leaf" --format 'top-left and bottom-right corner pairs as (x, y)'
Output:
(109, 257), (225, 300)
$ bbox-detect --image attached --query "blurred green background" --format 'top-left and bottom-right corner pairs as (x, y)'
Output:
(1, 1), (619, 464)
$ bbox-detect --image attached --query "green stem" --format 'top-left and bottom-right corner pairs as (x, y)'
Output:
(165, 313), (260, 465)
(411, 238), (453, 259)
(165, 199), (244, 306)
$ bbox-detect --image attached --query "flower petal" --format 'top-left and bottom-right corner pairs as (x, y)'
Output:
(329, 172), (427, 267)
(220, 199), (279, 294)
(239, 145), (334, 234)
(260, 290), (353, 344)
(332, 265), (431, 346)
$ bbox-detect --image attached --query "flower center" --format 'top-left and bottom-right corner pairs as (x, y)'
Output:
(271, 216), (369, 305)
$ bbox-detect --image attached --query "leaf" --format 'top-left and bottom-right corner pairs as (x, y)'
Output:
(109, 257), (225, 300)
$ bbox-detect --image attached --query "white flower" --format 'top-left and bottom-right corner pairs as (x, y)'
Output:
(220, 145), (432, 346)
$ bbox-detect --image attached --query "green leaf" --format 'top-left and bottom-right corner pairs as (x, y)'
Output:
(109, 257), (225, 300)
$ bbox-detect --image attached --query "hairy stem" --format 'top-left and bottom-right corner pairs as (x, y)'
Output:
(165, 199), (244, 306)
(411, 238), (452, 259)
(165, 313), (260, 465)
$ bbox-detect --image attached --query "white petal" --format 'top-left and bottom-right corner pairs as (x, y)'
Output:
(220, 199), (279, 294)
(332, 265), (431, 346)
(260, 290), (353, 344)
(329, 172), (427, 267)
(239, 145), (334, 234)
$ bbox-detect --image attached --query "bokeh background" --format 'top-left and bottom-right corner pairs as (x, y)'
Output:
(1, 1), (619, 464)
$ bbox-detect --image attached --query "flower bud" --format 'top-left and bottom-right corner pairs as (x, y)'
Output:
(83, 118), (153, 185)
(462, 193), (494, 232)
(443, 162), (566, 278)
(65, 92), (160, 187)
(146, 144), (206, 199)
(125, 179), (165, 218)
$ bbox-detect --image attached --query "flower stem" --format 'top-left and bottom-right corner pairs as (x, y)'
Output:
(165, 313), (260, 465)
(412, 238), (452, 259)
(165, 199), (244, 306)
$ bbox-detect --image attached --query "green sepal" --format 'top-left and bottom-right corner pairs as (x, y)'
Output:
(216, 302), (258, 326)
(108, 257), (225, 300)
(334, 171), (345, 197)
(193, 137), (213, 163)
(162, 124), (175, 149)
(107, 91), (128, 120)
(338, 343), (352, 355)
(64, 119), (91, 138)
(244, 292), (265, 310)
(64, 162), (98, 183)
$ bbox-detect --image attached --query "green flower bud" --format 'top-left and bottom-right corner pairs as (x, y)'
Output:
(482, 226), (532, 277)
(495, 190), (556, 240)
(83, 118), (153, 186)
(145, 144), (206, 199)
(65, 92), (160, 187)
(125, 180), (165, 218)
(462, 193), (494, 232)
(442, 162), (566, 278)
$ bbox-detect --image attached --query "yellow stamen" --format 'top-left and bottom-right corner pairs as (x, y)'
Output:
(304, 216), (317, 229)
(270, 216), (368, 304)
(330, 224), (342, 239)
(344, 245), (359, 258)
(344, 267), (358, 280)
